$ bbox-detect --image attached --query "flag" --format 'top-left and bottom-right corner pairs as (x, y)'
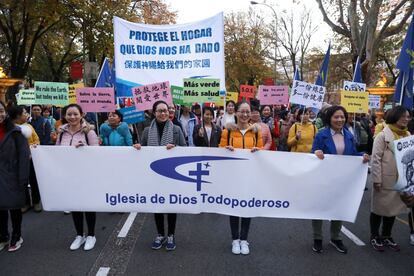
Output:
(95, 58), (115, 88)
(293, 67), (301, 81)
(315, 43), (331, 86)
(394, 13), (414, 109)
(352, 56), (362, 83)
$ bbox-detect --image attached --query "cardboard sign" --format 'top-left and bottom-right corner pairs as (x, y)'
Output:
(34, 81), (69, 106)
(258, 85), (289, 105)
(171, 85), (184, 105)
(17, 89), (36, 105)
(119, 106), (145, 124)
(183, 78), (221, 104)
(69, 83), (84, 104)
(240, 85), (255, 98)
(343, 81), (366, 92)
(340, 90), (369, 113)
(76, 87), (116, 112)
(290, 80), (326, 109)
(368, 95), (381, 109)
(215, 91), (239, 106)
(133, 81), (172, 111)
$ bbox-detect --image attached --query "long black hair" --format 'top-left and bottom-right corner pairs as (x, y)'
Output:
(0, 100), (16, 132)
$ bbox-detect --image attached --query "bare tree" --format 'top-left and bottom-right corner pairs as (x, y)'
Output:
(315, 0), (414, 84)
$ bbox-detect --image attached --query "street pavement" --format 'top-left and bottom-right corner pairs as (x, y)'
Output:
(1, 175), (413, 276)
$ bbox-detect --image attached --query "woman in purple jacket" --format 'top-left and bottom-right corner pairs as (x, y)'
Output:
(56, 104), (99, 251)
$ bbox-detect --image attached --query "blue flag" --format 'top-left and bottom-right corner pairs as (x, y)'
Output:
(315, 43), (331, 86)
(293, 67), (301, 81)
(352, 56), (362, 83)
(394, 13), (414, 109)
(95, 58), (115, 88)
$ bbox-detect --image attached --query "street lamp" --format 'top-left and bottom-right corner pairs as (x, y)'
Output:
(250, 1), (278, 84)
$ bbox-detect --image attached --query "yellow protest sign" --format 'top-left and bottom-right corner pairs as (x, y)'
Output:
(215, 91), (239, 106)
(340, 90), (369, 113)
(69, 83), (84, 104)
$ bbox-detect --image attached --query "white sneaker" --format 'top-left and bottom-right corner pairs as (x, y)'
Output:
(70, 235), (85, 250)
(410, 234), (414, 246)
(232, 239), (241, 254)
(240, 240), (250, 255)
(84, 236), (96, 251)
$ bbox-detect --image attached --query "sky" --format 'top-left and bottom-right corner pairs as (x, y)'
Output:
(164, 0), (332, 50)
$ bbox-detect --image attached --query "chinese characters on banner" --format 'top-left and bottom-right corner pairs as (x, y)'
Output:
(133, 81), (172, 112)
(258, 85), (289, 105)
(290, 80), (326, 109)
(239, 85), (255, 98)
(75, 87), (116, 112)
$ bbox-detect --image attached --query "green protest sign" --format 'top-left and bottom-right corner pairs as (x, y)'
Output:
(34, 81), (69, 106)
(17, 89), (36, 105)
(171, 85), (184, 105)
(183, 78), (221, 104)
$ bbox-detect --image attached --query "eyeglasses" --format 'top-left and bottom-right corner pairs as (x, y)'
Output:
(237, 111), (251, 115)
(156, 109), (169, 114)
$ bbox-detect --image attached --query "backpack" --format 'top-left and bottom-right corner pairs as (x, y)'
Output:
(58, 130), (90, 145)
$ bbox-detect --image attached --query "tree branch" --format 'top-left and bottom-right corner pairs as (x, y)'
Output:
(315, 0), (350, 37)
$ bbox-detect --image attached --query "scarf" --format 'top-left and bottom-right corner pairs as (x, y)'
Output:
(389, 124), (409, 140)
(147, 119), (174, 146)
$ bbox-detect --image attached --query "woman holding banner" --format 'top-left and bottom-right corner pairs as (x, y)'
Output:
(0, 101), (30, 252)
(312, 105), (369, 254)
(219, 101), (263, 255)
(99, 110), (133, 146)
(193, 106), (222, 147)
(133, 100), (186, 251)
(288, 108), (317, 153)
(370, 106), (410, 252)
(56, 104), (99, 251)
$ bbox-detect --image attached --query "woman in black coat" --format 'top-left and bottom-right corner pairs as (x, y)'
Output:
(0, 101), (30, 252)
(193, 106), (222, 147)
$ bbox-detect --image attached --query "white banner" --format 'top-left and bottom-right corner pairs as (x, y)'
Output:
(394, 136), (414, 195)
(31, 147), (368, 222)
(113, 14), (225, 97)
(290, 80), (326, 109)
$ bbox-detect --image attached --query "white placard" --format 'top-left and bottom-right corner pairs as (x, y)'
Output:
(343, 81), (366, 92)
(368, 95), (381, 109)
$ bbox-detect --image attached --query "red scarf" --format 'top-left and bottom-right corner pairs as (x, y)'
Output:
(0, 122), (6, 142)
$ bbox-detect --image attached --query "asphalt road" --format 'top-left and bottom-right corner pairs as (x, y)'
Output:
(1, 176), (413, 276)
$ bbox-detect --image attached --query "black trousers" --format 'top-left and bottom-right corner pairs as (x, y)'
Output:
(370, 212), (396, 238)
(0, 209), (22, 239)
(409, 207), (414, 234)
(154, 213), (176, 236)
(28, 160), (41, 205)
(229, 216), (251, 240)
(72, 212), (96, 236)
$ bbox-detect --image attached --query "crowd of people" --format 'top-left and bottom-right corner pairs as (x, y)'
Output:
(0, 98), (414, 256)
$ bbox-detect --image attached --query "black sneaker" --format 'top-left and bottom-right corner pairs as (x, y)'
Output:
(330, 239), (347, 254)
(370, 237), (385, 252)
(312, 239), (323, 253)
(383, 237), (400, 252)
